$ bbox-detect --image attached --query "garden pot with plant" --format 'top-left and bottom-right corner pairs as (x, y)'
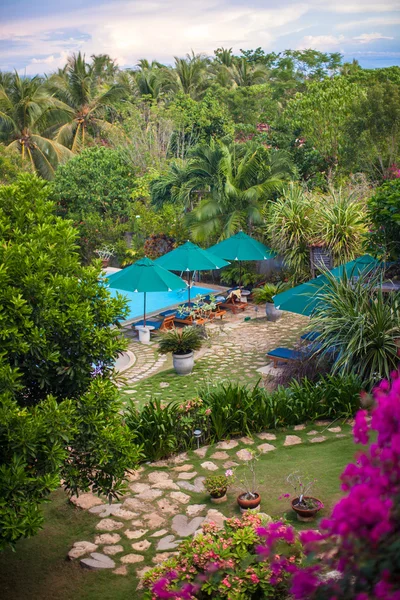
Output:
(285, 471), (324, 522)
(252, 283), (285, 321)
(236, 452), (261, 512)
(94, 245), (116, 269)
(204, 470), (235, 504)
(158, 326), (203, 375)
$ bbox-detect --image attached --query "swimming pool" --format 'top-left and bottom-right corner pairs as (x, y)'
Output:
(109, 285), (218, 321)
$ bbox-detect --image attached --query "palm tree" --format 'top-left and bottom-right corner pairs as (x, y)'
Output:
(45, 53), (126, 152)
(188, 142), (293, 240)
(228, 59), (269, 87)
(160, 52), (210, 99)
(0, 72), (72, 179)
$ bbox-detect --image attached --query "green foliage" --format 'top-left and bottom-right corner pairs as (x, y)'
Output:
(367, 179), (400, 260)
(204, 475), (230, 497)
(158, 326), (204, 355)
(0, 174), (140, 549)
(310, 271), (400, 385)
(252, 282), (288, 304)
(220, 262), (260, 287)
(0, 145), (33, 184)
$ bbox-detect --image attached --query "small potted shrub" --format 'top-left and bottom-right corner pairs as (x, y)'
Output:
(252, 282), (288, 321)
(158, 326), (203, 375)
(94, 245), (115, 268)
(204, 470), (235, 504)
(236, 452), (261, 512)
(285, 471), (324, 522)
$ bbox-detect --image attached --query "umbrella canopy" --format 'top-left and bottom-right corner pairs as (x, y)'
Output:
(155, 241), (229, 303)
(208, 231), (276, 287)
(107, 257), (185, 325)
(273, 254), (380, 316)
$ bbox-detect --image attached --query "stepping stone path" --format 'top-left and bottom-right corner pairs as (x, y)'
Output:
(284, 435), (302, 446)
(131, 540), (151, 552)
(186, 504), (206, 517)
(307, 430), (318, 436)
(124, 529), (148, 540)
(257, 432), (276, 440)
(210, 451), (229, 460)
(293, 424), (306, 431)
(258, 443), (276, 453)
(239, 436), (254, 445)
(178, 477), (205, 493)
(70, 493), (104, 510)
(177, 471), (197, 480)
(328, 427), (342, 433)
(95, 533), (121, 545)
(223, 460), (238, 468)
(200, 461), (218, 471)
(81, 552), (116, 570)
(171, 515), (205, 537)
(193, 446), (208, 458)
(170, 492), (191, 504)
(217, 440), (238, 450)
(89, 504), (136, 519)
(120, 554), (145, 564)
(157, 535), (181, 550)
(310, 436), (327, 443)
(151, 529), (169, 537)
(236, 448), (253, 461)
(96, 519), (124, 531)
(103, 545), (123, 555)
(68, 541), (98, 560)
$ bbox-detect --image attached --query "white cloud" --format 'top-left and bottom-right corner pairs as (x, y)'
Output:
(353, 32), (394, 44)
(297, 35), (345, 51)
(337, 16), (400, 30)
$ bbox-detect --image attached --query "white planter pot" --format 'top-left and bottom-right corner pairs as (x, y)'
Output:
(137, 326), (151, 344)
(172, 351), (194, 375)
(265, 302), (282, 322)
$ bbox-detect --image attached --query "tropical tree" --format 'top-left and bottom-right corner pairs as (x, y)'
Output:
(367, 178), (400, 260)
(45, 52), (126, 151)
(228, 58), (269, 87)
(160, 52), (210, 99)
(188, 142), (293, 240)
(0, 72), (72, 178)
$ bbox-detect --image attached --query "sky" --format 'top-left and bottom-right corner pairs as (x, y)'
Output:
(0, 0), (399, 74)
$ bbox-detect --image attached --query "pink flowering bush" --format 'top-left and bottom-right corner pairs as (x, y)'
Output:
(273, 372), (400, 599)
(143, 512), (303, 599)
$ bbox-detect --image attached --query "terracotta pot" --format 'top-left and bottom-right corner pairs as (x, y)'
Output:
(237, 492), (261, 511)
(291, 496), (322, 522)
(210, 492), (227, 504)
(101, 258), (110, 268)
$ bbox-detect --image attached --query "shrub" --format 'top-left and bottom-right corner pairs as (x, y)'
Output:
(143, 512), (303, 599)
(367, 178), (400, 260)
(252, 282), (288, 304)
(158, 326), (204, 355)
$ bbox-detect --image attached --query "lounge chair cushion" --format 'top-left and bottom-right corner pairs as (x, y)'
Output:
(159, 310), (177, 317)
(132, 319), (163, 330)
(266, 347), (307, 361)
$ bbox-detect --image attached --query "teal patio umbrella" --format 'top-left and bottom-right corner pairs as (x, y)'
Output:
(208, 231), (276, 287)
(155, 241), (229, 304)
(273, 254), (380, 316)
(107, 257), (185, 325)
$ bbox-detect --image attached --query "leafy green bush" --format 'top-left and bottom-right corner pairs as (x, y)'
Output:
(367, 178), (400, 260)
(252, 282), (288, 304)
(158, 326), (204, 355)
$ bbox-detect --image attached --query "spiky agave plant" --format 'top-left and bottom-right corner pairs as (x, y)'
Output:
(158, 326), (203, 355)
(310, 270), (400, 385)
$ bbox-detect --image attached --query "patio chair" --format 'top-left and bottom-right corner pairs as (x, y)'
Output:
(266, 347), (309, 368)
(219, 290), (247, 314)
(132, 313), (175, 333)
(300, 331), (321, 343)
(174, 312), (205, 326)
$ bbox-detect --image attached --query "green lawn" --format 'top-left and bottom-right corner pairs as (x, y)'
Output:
(0, 423), (356, 600)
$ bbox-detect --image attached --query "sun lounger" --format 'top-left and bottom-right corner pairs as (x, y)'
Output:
(219, 290), (247, 314)
(266, 347), (309, 368)
(300, 331), (321, 342)
(132, 313), (175, 332)
(174, 312), (205, 326)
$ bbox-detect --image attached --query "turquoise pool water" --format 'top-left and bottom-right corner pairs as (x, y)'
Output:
(109, 285), (218, 321)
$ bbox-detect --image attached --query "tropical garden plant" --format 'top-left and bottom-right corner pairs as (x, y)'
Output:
(158, 326), (204, 355)
(252, 282), (288, 304)
(367, 178), (400, 260)
(204, 470), (235, 499)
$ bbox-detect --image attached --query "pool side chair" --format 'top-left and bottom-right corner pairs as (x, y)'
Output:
(174, 312), (205, 326)
(219, 292), (247, 314)
(300, 331), (321, 343)
(209, 305), (227, 320)
(159, 309), (177, 318)
(266, 347), (310, 368)
(132, 314), (175, 333)
(132, 318), (163, 331)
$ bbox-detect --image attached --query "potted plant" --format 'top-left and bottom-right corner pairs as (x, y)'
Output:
(204, 470), (235, 504)
(285, 471), (324, 522)
(158, 326), (203, 375)
(252, 283), (285, 321)
(94, 245), (116, 268)
(236, 452), (261, 513)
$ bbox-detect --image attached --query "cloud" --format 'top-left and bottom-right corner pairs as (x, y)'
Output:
(336, 16), (400, 30)
(297, 35), (345, 51)
(353, 32), (394, 44)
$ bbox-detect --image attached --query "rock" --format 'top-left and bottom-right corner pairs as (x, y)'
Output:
(130, 482), (152, 493)
(210, 451), (229, 460)
(151, 460), (169, 468)
(103, 545), (124, 555)
(122, 498), (150, 513)
(157, 498), (180, 515)
(315, 420), (330, 426)
(283, 435), (302, 446)
(131, 519), (144, 527)
(173, 464), (194, 472)
(125, 468), (144, 482)
(96, 519), (124, 531)
(200, 461), (218, 471)
(70, 493), (104, 510)
(113, 565), (128, 576)
(307, 430), (318, 436)
(142, 512), (166, 529)
(178, 477), (205, 493)
(310, 436), (327, 443)
(136, 488), (164, 501)
(328, 427), (341, 433)
(131, 540), (151, 552)
(170, 491), (191, 504)
(148, 471), (172, 484)
(152, 480), (179, 491)
(151, 529), (169, 537)
(80, 552), (115, 570)
(94, 533), (121, 545)
(193, 446), (208, 458)
(171, 515), (205, 537)
(257, 443), (276, 453)
(172, 452), (189, 464)
(257, 432), (277, 440)
(157, 535), (182, 551)
(239, 436), (254, 445)
(160, 382), (169, 388)
(293, 424), (306, 431)
(124, 529), (148, 539)
(203, 509), (227, 530)
(216, 440), (238, 450)
(223, 461), (239, 469)
(68, 541), (98, 560)
(89, 505), (137, 520)
(186, 504), (207, 517)
(177, 471), (197, 480)
(152, 552), (179, 564)
(236, 448), (253, 461)
(120, 554), (145, 564)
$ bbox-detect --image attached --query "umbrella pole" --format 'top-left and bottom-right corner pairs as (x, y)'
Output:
(143, 292), (146, 327)
(239, 261), (242, 289)
(188, 272), (191, 305)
